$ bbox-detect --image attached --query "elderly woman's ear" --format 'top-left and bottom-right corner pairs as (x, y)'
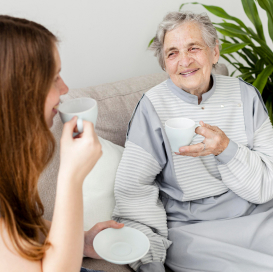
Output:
(212, 41), (220, 66)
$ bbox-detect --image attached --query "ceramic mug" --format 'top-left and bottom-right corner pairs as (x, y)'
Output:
(165, 117), (200, 153)
(58, 97), (98, 133)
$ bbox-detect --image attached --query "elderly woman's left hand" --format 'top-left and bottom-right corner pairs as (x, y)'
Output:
(176, 121), (229, 157)
(83, 220), (124, 259)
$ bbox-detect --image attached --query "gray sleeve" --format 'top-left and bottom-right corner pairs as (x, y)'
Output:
(137, 262), (165, 272)
(113, 95), (171, 271)
(215, 78), (269, 164)
(127, 95), (167, 168)
(216, 80), (273, 204)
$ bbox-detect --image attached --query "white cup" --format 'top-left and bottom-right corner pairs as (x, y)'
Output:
(165, 117), (200, 153)
(58, 97), (98, 133)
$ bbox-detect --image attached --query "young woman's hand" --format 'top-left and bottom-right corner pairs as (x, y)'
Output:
(59, 116), (102, 183)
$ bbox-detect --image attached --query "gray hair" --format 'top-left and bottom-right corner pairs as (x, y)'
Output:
(150, 11), (220, 70)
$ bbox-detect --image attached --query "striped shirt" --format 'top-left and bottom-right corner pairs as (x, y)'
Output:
(113, 74), (273, 271)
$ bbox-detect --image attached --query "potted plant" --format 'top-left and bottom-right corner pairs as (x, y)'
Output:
(149, 0), (273, 123)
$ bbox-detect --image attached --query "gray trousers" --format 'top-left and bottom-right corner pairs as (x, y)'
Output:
(165, 199), (273, 272)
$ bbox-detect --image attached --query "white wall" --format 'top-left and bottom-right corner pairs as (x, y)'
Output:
(1, 0), (271, 89)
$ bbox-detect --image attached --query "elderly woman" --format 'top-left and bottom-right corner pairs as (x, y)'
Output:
(113, 11), (273, 272)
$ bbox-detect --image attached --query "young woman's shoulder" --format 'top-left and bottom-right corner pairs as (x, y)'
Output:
(0, 218), (42, 272)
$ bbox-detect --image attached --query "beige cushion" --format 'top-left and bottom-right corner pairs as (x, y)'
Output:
(61, 73), (169, 147)
(82, 258), (133, 271)
(212, 63), (229, 76)
(39, 72), (169, 221)
(83, 137), (124, 231)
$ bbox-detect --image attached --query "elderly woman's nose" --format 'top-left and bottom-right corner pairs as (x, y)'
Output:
(178, 52), (193, 67)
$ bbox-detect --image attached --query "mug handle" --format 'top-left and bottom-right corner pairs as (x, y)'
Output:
(77, 118), (83, 133)
(192, 123), (201, 140)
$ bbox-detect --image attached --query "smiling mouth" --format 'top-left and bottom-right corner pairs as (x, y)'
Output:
(180, 68), (199, 75)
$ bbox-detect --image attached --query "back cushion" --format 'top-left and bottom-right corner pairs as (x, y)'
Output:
(61, 73), (168, 147)
(39, 73), (168, 220)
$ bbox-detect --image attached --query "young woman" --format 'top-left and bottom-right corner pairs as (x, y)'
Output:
(0, 16), (123, 272)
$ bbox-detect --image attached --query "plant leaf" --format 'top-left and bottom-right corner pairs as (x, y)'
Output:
(221, 55), (240, 69)
(253, 46), (270, 60)
(241, 0), (265, 40)
(221, 43), (249, 54)
(256, 0), (273, 41)
(215, 27), (253, 44)
(242, 47), (259, 63)
(215, 27), (238, 37)
(242, 76), (255, 83)
(238, 71), (257, 78)
(252, 64), (273, 94)
(267, 11), (273, 42)
(180, 2), (250, 33)
(247, 32), (273, 61)
(179, 2), (192, 10)
(256, 0), (272, 15)
(215, 22), (248, 35)
(148, 37), (154, 48)
(256, 58), (265, 71)
(236, 51), (255, 67)
(229, 37), (256, 66)
(230, 70), (236, 77)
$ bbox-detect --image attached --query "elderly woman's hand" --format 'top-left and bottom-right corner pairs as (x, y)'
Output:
(83, 220), (124, 259)
(176, 121), (229, 157)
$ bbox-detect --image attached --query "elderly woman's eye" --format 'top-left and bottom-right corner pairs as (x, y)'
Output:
(168, 52), (176, 58)
(191, 47), (199, 51)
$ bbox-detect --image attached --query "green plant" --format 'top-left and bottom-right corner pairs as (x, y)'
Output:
(149, 0), (273, 122)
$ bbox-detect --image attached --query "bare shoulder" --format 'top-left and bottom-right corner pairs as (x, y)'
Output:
(0, 218), (42, 272)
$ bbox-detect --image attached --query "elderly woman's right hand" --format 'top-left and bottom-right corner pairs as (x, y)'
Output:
(59, 116), (102, 183)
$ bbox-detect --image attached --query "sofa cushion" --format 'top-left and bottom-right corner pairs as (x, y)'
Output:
(61, 73), (169, 147)
(39, 72), (169, 221)
(82, 258), (133, 271)
(83, 137), (124, 231)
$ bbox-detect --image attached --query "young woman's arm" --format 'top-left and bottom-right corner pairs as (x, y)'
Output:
(42, 118), (102, 272)
(0, 173), (86, 272)
(0, 117), (102, 272)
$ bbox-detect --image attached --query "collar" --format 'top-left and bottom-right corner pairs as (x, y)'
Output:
(166, 74), (216, 105)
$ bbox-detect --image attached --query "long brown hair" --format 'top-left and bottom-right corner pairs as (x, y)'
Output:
(0, 15), (57, 260)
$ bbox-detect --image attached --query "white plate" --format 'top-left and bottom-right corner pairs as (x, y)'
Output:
(93, 227), (150, 264)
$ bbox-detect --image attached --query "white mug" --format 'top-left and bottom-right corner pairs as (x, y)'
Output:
(165, 117), (200, 153)
(58, 97), (98, 133)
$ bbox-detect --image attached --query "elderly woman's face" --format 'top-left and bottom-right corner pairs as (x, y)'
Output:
(164, 22), (219, 95)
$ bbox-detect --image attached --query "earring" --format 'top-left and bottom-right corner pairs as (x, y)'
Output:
(213, 62), (218, 68)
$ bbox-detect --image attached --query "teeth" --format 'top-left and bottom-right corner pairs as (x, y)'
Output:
(181, 69), (197, 75)
(53, 105), (59, 109)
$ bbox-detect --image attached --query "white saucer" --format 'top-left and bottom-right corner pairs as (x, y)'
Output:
(93, 227), (150, 264)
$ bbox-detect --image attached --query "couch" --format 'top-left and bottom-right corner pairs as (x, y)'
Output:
(38, 64), (228, 272)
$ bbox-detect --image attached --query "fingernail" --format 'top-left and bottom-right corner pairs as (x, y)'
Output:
(179, 148), (185, 152)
